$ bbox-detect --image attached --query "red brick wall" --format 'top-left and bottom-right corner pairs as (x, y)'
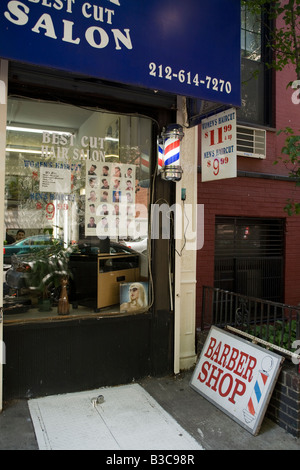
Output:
(196, 174), (300, 327)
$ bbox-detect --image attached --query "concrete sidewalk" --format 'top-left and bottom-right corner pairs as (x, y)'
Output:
(0, 370), (299, 450)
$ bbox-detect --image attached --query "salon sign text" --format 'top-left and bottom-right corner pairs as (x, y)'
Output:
(0, 0), (241, 105)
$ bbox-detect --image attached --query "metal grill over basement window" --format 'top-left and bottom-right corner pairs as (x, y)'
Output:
(214, 217), (284, 302)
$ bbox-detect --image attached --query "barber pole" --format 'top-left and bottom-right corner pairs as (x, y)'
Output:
(160, 124), (184, 182)
(157, 138), (164, 171)
(140, 153), (150, 173)
(164, 136), (181, 167)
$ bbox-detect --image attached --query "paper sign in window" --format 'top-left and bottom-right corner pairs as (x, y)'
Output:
(39, 167), (71, 194)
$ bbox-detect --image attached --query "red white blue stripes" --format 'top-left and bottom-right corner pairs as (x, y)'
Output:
(158, 141), (164, 170)
(163, 137), (181, 167)
(243, 370), (269, 424)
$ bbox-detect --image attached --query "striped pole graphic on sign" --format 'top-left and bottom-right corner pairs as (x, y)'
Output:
(243, 370), (269, 424)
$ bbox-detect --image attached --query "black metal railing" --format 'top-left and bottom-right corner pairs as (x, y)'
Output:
(202, 286), (300, 371)
(214, 256), (284, 303)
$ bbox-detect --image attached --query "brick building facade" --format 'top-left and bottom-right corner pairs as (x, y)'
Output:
(196, 22), (300, 327)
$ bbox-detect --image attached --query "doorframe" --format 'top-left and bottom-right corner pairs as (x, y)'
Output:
(0, 59), (8, 411)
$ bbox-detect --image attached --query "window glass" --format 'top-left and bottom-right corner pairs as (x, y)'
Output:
(241, 4), (262, 62)
(238, 4), (269, 125)
(4, 97), (151, 320)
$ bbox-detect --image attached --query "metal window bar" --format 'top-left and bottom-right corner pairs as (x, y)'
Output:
(201, 286), (300, 372)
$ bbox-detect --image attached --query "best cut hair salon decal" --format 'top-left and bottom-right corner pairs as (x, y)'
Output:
(0, 0), (241, 105)
(190, 327), (284, 435)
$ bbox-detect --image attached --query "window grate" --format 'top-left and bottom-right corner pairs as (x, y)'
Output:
(237, 125), (266, 159)
(214, 217), (284, 302)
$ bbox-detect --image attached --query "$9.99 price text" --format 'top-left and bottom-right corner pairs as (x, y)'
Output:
(204, 124), (234, 176)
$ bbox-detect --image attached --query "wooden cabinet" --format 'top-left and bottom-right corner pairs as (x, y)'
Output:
(97, 254), (140, 309)
(69, 252), (140, 311)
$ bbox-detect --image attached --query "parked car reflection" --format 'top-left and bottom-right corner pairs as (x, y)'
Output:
(120, 237), (148, 254)
(3, 235), (59, 265)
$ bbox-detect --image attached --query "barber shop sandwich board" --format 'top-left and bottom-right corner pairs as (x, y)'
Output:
(190, 326), (284, 435)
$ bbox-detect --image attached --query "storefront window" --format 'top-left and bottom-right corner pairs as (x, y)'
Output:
(4, 97), (152, 320)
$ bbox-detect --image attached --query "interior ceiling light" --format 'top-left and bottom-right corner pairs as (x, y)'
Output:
(6, 147), (42, 154)
(6, 126), (73, 136)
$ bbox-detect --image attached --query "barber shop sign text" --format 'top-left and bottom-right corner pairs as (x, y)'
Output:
(190, 327), (283, 435)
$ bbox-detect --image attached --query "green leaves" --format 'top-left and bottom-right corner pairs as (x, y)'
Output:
(274, 127), (300, 215)
(244, 0), (300, 79)
(247, 319), (298, 352)
(19, 242), (74, 298)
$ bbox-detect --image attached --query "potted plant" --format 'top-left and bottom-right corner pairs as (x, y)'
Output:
(19, 241), (74, 314)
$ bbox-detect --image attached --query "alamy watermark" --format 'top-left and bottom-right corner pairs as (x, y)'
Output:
(151, 203), (204, 251)
(96, 202), (204, 251)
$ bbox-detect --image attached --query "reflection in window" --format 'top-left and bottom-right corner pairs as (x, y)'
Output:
(4, 97), (152, 319)
(241, 3), (262, 62)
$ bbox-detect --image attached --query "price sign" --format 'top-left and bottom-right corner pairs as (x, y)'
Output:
(201, 108), (237, 182)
